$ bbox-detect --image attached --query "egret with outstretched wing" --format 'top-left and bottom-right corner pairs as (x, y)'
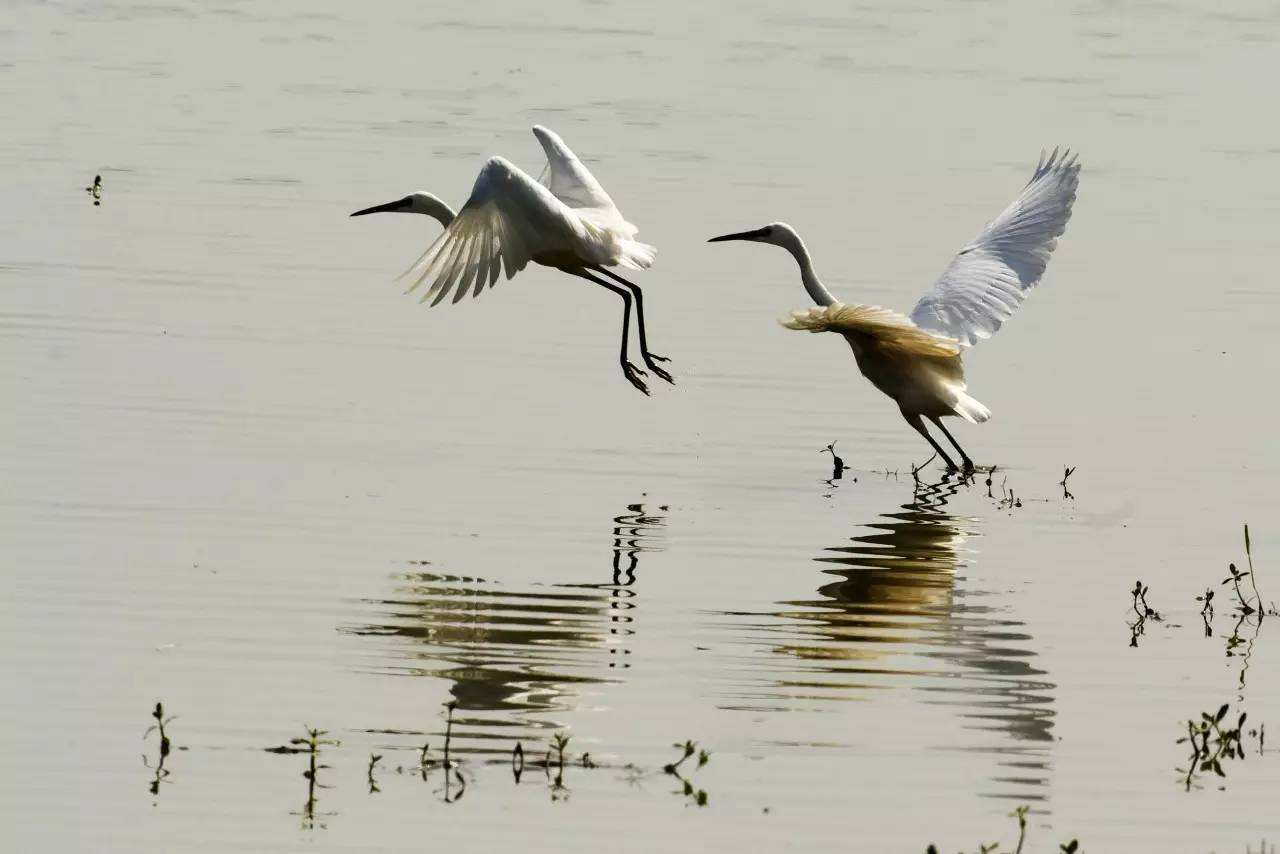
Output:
(709, 149), (1080, 470)
(352, 126), (672, 394)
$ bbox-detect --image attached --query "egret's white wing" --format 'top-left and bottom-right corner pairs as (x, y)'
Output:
(532, 125), (639, 237)
(909, 149), (1081, 346)
(401, 156), (581, 307)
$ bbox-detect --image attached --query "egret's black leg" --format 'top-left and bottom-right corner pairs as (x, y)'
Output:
(569, 268), (649, 395)
(929, 416), (974, 472)
(594, 267), (674, 385)
(903, 412), (957, 471)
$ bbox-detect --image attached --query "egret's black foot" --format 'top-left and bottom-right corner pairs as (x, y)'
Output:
(643, 355), (674, 385)
(622, 362), (650, 395)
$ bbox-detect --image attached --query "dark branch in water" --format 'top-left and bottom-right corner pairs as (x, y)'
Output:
(1060, 465), (1076, 499)
(822, 442), (849, 480)
(911, 453), (937, 484)
(443, 701), (457, 769)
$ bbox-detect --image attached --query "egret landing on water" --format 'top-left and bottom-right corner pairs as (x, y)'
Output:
(351, 125), (673, 395)
(710, 149), (1081, 472)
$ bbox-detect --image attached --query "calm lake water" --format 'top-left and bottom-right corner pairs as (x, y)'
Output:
(3, 1), (1279, 851)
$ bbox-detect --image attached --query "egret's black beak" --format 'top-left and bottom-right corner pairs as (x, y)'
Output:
(707, 227), (769, 243)
(350, 197), (411, 217)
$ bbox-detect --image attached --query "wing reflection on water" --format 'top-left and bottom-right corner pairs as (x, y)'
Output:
(725, 479), (1055, 800)
(341, 503), (665, 754)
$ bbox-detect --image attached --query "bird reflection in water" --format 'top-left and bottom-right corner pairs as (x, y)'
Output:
(342, 502), (666, 757)
(731, 476), (1055, 800)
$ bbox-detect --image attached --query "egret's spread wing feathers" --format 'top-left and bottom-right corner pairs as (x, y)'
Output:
(532, 125), (639, 238)
(909, 149), (1080, 346)
(781, 303), (962, 358)
(400, 156), (578, 306)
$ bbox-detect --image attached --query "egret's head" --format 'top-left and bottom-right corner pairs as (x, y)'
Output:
(707, 222), (800, 248)
(350, 191), (455, 226)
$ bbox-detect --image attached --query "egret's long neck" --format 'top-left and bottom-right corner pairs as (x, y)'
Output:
(779, 231), (835, 307)
(411, 194), (457, 228)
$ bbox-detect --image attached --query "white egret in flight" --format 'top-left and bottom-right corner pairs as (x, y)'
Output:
(710, 149), (1080, 471)
(351, 126), (672, 395)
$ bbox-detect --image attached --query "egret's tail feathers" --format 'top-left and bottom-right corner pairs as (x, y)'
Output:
(781, 303), (962, 358)
(615, 238), (657, 270)
(953, 391), (991, 424)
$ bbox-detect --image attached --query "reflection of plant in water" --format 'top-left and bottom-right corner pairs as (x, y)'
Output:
(923, 804), (1079, 853)
(663, 739), (710, 807)
(511, 741), (525, 782)
(142, 701), (176, 797)
(1176, 703), (1263, 792)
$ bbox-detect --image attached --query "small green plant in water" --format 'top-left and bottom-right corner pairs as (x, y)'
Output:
(1196, 587), (1215, 636)
(547, 732), (571, 802)
(142, 701), (177, 797)
(279, 726), (339, 829)
(663, 739), (710, 807)
(924, 805), (1080, 853)
(1223, 563), (1257, 616)
(1127, 580), (1163, 647)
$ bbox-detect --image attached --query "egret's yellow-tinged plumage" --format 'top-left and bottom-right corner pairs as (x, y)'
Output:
(710, 149), (1081, 470)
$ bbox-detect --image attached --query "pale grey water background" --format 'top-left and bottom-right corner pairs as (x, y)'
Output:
(2, 1), (1279, 851)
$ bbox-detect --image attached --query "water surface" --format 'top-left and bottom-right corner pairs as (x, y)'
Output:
(3, 0), (1279, 851)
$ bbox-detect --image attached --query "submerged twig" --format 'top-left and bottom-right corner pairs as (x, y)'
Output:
(822, 441), (849, 480)
(911, 453), (937, 483)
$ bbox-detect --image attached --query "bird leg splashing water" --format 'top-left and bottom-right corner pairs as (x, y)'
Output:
(709, 149), (1080, 471)
(351, 126), (673, 395)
